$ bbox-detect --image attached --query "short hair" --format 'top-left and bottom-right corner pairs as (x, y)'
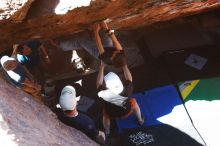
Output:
(64, 110), (73, 114)
(17, 44), (24, 54)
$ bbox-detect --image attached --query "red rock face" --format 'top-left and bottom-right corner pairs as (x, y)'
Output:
(0, 73), (98, 146)
(0, 0), (31, 21)
(0, 0), (220, 50)
(1, 1), (220, 145)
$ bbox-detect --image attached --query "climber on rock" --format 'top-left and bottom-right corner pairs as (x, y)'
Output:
(49, 20), (127, 68)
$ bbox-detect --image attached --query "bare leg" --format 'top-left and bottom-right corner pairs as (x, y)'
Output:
(103, 110), (111, 135)
(100, 21), (123, 51)
(133, 102), (144, 125)
(122, 64), (132, 82)
(93, 23), (105, 54)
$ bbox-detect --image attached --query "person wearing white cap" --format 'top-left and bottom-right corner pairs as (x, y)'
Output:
(1, 53), (42, 101)
(96, 61), (144, 136)
(58, 85), (106, 144)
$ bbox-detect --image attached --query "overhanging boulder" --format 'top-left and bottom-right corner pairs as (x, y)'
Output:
(1, 0), (220, 50)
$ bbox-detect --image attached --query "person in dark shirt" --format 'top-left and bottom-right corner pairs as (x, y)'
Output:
(14, 41), (50, 85)
(96, 61), (144, 136)
(16, 41), (50, 68)
(57, 85), (105, 144)
(93, 20), (127, 68)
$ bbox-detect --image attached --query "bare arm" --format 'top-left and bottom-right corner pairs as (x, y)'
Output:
(39, 44), (51, 63)
(122, 64), (132, 82)
(39, 44), (48, 57)
(96, 61), (105, 89)
(109, 33), (123, 51)
(11, 44), (19, 58)
(100, 21), (123, 51)
(93, 23), (105, 54)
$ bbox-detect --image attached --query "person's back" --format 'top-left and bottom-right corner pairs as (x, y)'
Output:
(58, 109), (99, 139)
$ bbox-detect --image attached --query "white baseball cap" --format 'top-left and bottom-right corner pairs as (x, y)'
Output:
(104, 72), (123, 94)
(59, 86), (80, 110)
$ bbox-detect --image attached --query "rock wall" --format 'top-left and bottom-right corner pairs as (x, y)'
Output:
(0, 72), (98, 146)
(1, 0), (220, 49)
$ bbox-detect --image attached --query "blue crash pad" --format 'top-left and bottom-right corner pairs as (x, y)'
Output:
(116, 85), (183, 132)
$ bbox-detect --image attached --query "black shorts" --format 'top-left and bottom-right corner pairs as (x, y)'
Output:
(99, 47), (126, 67)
